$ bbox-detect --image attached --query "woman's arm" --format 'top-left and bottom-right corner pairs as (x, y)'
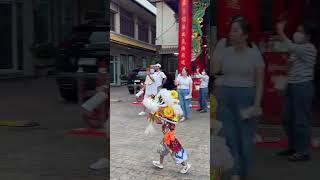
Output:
(174, 75), (179, 86)
(212, 39), (225, 75)
(189, 78), (193, 96)
(276, 22), (308, 59)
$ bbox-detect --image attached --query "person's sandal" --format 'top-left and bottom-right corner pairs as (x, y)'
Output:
(152, 161), (164, 169)
(288, 153), (310, 162)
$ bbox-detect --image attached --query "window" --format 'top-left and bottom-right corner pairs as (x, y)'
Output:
(17, 3), (23, 70)
(138, 20), (149, 43)
(120, 8), (134, 37)
(168, 57), (177, 73)
(128, 55), (135, 71)
(0, 3), (13, 69)
(151, 26), (156, 44)
(120, 54), (128, 76)
(110, 11), (115, 31)
(34, 0), (50, 43)
(142, 57), (147, 68)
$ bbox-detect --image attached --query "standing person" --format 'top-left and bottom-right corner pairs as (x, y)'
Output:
(162, 71), (176, 90)
(153, 63), (167, 92)
(175, 67), (193, 122)
(276, 22), (317, 161)
(138, 67), (157, 116)
(196, 68), (210, 113)
(214, 16), (265, 180)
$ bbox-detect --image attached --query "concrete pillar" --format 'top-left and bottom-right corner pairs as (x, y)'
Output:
(134, 15), (138, 40)
(114, 5), (120, 33)
(23, 0), (35, 76)
(148, 24), (152, 44)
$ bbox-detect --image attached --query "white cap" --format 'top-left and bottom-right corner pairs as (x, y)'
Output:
(154, 63), (161, 68)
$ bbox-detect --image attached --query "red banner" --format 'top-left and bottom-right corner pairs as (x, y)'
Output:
(178, 0), (192, 73)
(216, 0), (260, 42)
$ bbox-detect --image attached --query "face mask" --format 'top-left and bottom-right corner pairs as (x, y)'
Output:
(293, 32), (306, 44)
(150, 69), (155, 74)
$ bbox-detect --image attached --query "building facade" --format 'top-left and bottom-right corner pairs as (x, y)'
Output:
(110, 0), (157, 86)
(0, 0), (107, 76)
(154, 1), (178, 77)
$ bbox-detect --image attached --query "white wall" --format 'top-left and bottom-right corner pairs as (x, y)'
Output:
(155, 2), (178, 46)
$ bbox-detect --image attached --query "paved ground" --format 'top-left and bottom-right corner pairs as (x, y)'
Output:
(0, 77), (107, 180)
(110, 86), (210, 180)
(219, 122), (320, 179)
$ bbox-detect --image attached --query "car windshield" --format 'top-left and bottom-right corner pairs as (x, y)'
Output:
(137, 71), (146, 77)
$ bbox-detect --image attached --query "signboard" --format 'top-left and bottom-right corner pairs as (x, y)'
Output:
(178, 0), (192, 72)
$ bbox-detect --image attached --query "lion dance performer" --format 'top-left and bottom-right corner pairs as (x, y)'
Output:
(143, 89), (191, 174)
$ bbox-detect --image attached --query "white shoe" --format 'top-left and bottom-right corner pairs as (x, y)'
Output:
(180, 163), (191, 174)
(138, 111), (146, 116)
(89, 158), (109, 170)
(152, 161), (163, 169)
(180, 117), (186, 122)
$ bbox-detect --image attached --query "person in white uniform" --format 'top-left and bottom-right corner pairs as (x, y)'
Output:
(153, 63), (167, 92)
(138, 67), (157, 116)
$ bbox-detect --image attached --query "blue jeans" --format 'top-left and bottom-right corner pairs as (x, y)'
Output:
(178, 89), (191, 118)
(282, 81), (314, 155)
(199, 87), (208, 111)
(216, 86), (256, 176)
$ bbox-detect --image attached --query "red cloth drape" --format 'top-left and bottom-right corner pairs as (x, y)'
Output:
(216, 0), (260, 42)
(178, 0), (192, 73)
(216, 0), (306, 41)
(285, 0), (306, 37)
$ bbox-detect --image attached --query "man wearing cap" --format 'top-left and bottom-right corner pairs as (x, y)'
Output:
(153, 63), (167, 92)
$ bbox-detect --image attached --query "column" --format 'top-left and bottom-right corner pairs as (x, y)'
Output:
(134, 15), (139, 40)
(148, 24), (152, 44)
(114, 5), (120, 33)
(177, 0), (192, 72)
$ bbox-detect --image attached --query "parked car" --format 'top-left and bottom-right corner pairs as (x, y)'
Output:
(56, 23), (108, 102)
(127, 68), (147, 94)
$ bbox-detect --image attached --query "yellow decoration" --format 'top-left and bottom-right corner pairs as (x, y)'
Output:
(162, 106), (175, 119)
(170, 90), (178, 99)
(173, 115), (179, 122)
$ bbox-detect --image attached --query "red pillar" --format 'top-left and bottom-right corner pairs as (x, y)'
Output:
(178, 0), (192, 73)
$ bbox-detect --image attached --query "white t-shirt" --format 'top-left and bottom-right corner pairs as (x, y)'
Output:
(213, 38), (260, 86)
(176, 75), (193, 90)
(153, 71), (167, 87)
(217, 46), (265, 87)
